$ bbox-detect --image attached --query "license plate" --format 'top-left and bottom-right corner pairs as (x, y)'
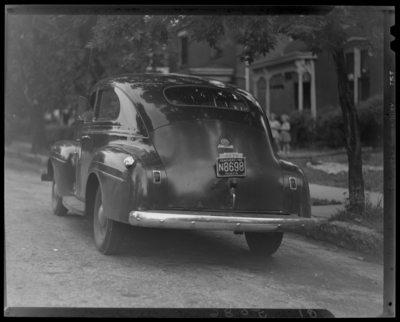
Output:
(216, 157), (246, 177)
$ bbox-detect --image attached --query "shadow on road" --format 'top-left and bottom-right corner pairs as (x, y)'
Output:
(60, 212), (278, 270)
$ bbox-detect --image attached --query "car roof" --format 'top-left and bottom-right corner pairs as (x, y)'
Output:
(93, 73), (240, 91)
(91, 73), (267, 134)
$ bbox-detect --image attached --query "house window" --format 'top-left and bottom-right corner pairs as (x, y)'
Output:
(346, 48), (371, 103)
(359, 49), (370, 101)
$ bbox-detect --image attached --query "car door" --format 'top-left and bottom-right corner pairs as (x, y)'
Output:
(76, 85), (122, 200)
(75, 89), (98, 199)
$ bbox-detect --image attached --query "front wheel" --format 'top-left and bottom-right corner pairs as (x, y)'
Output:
(244, 232), (283, 256)
(93, 186), (127, 255)
(52, 178), (68, 216)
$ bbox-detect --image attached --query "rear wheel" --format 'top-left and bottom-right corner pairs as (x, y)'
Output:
(244, 232), (283, 256)
(51, 178), (68, 216)
(93, 186), (126, 255)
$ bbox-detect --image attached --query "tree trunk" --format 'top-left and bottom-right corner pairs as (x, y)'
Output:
(332, 49), (365, 213)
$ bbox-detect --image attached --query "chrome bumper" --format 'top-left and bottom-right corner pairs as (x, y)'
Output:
(128, 211), (319, 232)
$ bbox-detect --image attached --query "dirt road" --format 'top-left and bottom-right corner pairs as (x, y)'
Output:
(4, 154), (383, 317)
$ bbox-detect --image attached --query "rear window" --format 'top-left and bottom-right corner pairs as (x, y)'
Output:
(164, 86), (249, 111)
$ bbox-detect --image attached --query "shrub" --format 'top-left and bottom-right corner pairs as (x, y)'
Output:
(311, 198), (342, 206)
(45, 125), (75, 146)
(315, 96), (383, 149)
(316, 106), (345, 149)
(330, 192), (383, 233)
(356, 95), (383, 148)
(288, 110), (315, 148)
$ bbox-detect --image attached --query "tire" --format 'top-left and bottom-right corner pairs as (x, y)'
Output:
(244, 232), (283, 256)
(93, 186), (126, 255)
(52, 178), (68, 216)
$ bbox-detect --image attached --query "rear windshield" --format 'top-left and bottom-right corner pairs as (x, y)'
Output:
(164, 86), (249, 111)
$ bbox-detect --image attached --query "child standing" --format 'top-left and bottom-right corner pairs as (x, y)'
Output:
(280, 114), (291, 154)
(269, 113), (281, 152)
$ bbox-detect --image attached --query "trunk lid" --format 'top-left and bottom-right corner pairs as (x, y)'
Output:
(151, 120), (283, 212)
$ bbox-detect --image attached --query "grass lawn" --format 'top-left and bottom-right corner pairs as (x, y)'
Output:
(330, 200), (384, 234)
(287, 150), (384, 194)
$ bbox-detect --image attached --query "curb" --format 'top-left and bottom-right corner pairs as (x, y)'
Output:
(302, 220), (383, 259)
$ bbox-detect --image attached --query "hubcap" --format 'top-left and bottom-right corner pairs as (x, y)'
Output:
(98, 205), (107, 228)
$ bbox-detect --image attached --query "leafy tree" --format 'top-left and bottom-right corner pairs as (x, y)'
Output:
(6, 14), (95, 152)
(87, 15), (173, 72)
(5, 14), (147, 153)
(275, 7), (384, 212)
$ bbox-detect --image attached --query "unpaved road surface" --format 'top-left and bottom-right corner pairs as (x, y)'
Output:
(5, 154), (383, 317)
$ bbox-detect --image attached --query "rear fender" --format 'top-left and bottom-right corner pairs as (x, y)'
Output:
(279, 159), (311, 218)
(49, 140), (77, 197)
(87, 141), (167, 224)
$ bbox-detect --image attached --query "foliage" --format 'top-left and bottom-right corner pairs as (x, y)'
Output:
(316, 106), (345, 149)
(288, 110), (315, 148)
(330, 192), (383, 233)
(6, 14), (156, 151)
(87, 15), (174, 72)
(315, 96), (383, 149)
(45, 125), (75, 146)
(356, 95), (383, 148)
(275, 6), (383, 57)
(6, 15), (95, 152)
(6, 7), (384, 210)
(311, 198), (342, 206)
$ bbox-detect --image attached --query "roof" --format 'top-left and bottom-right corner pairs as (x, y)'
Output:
(283, 40), (310, 54)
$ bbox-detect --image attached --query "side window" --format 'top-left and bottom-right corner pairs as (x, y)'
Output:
(116, 87), (148, 137)
(89, 90), (97, 108)
(95, 89), (120, 122)
(80, 91), (97, 123)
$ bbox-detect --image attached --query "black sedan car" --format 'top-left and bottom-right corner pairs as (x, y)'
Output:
(42, 73), (318, 255)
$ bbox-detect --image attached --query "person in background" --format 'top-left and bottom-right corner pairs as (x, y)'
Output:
(269, 113), (281, 152)
(280, 114), (291, 155)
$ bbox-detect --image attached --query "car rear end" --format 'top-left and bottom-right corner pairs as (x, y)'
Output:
(123, 77), (317, 243)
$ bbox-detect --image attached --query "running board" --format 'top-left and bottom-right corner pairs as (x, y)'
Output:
(62, 196), (85, 216)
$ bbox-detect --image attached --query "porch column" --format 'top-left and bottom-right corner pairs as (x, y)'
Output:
(245, 62), (250, 92)
(298, 71), (303, 111)
(354, 47), (360, 105)
(310, 60), (317, 119)
(253, 77), (258, 100)
(265, 75), (271, 117)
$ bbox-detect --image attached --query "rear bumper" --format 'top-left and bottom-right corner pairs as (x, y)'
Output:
(128, 211), (319, 232)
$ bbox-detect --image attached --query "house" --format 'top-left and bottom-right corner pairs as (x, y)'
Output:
(169, 29), (247, 88)
(169, 32), (383, 119)
(248, 36), (384, 119)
